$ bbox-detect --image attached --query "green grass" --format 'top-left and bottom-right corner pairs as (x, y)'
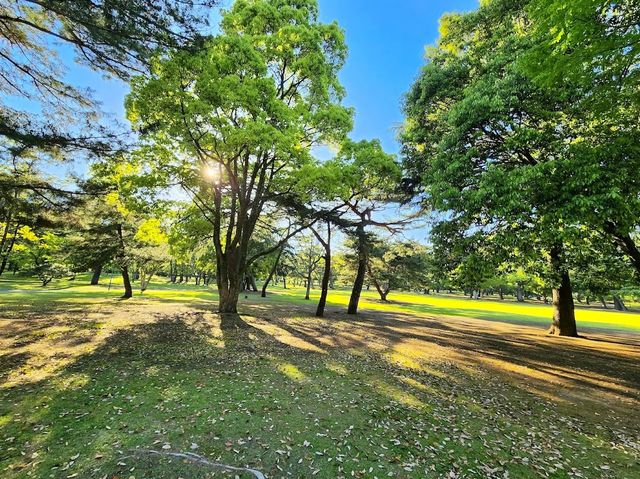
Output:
(2, 274), (639, 333)
(1, 313), (639, 478)
(1, 275), (639, 478)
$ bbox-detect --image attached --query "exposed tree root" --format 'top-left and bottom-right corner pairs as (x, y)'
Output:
(125, 449), (266, 479)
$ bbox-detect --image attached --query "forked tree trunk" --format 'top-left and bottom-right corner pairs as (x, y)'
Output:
(548, 247), (577, 337)
(90, 264), (102, 285)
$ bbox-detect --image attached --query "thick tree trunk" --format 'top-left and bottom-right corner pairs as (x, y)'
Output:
(121, 266), (133, 299)
(516, 286), (525, 302)
(548, 247), (578, 337)
(613, 295), (628, 312)
(90, 264), (102, 285)
(219, 284), (241, 313)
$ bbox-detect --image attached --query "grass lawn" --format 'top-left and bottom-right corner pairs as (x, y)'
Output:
(1, 275), (639, 478)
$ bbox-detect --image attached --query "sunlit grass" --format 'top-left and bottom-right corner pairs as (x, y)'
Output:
(2, 274), (640, 332)
(1, 275), (640, 478)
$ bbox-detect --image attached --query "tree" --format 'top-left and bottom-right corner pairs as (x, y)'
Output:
(292, 233), (323, 301)
(17, 226), (69, 286)
(133, 218), (170, 292)
(0, 0), (218, 156)
(367, 238), (431, 301)
(523, 1), (640, 277)
(127, 0), (352, 315)
(310, 221), (332, 317)
(402, 0), (588, 336)
(318, 139), (404, 315)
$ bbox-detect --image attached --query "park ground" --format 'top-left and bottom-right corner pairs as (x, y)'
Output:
(1, 276), (639, 478)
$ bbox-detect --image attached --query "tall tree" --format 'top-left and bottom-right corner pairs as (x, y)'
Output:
(127, 0), (352, 315)
(523, 0), (640, 277)
(402, 0), (585, 335)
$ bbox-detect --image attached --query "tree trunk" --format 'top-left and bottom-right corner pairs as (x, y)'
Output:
(605, 222), (640, 276)
(283, 276), (287, 289)
(261, 245), (284, 298)
(121, 266), (133, 299)
(613, 295), (628, 312)
(219, 284), (240, 313)
(314, 224), (331, 318)
(548, 247), (578, 337)
(516, 285), (525, 302)
(498, 286), (504, 300)
(90, 264), (102, 285)
(305, 271), (312, 300)
(316, 251), (331, 317)
(248, 273), (258, 292)
(348, 228), (367, 315)
(0, 225), (19, 277)
(600, 296), (608, 309)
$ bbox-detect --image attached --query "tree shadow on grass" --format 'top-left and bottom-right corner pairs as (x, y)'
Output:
(1, 310), (639, 478)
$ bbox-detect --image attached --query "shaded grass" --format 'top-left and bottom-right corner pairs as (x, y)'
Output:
(1, 313), (639, 479)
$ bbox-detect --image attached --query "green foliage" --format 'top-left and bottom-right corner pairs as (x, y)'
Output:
(401, 0), (639, 317)
(367, 238), (431, 299)
(126, 0), (353, 311)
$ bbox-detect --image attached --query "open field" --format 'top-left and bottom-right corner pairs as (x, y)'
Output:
(1, 276), (640, 478)
(2, 275), (640, 333)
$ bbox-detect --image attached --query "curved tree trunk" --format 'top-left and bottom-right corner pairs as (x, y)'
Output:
(261, 245), (284, 298)
(348, 257), (367, 314)
(605, 221), (640, 276)
(548, 246), (577, 337)
(314, 223), (331, 318)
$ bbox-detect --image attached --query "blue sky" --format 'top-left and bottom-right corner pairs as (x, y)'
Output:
(55, 0), (478, 242)
(318, 0), (477, 153)
(68, 0), (478, 157)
